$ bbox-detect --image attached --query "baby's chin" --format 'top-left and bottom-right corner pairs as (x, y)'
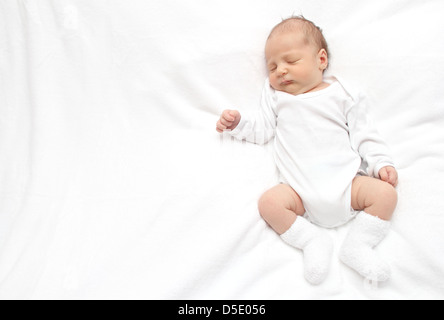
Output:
(271, 81), (327, 96)
(272, 83), (303, 96)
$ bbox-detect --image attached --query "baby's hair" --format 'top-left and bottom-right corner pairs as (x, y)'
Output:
(268, 15), (330, 61)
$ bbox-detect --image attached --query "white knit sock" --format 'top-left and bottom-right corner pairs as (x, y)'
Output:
(339, 211), (391, 282)
(281, 217), (333, 285)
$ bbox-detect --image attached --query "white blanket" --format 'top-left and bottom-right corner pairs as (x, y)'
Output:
(1, 0), (443, 299)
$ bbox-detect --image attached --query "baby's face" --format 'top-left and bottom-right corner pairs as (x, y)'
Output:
(265, 31), (328, 95)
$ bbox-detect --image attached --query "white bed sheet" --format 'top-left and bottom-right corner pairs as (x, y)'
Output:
(1, 0), (444, 299)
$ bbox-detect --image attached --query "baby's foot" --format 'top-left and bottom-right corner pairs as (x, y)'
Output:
(281, 217), (333, 285)
(339, 212), (391, 281)
(340, 242), (390, 281)
(302, 233), (333, 285)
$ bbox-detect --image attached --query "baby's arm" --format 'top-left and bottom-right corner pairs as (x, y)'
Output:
(347, 92), (396, 179)
(216, 79), (277, 144)
(216, 110), (241, 133)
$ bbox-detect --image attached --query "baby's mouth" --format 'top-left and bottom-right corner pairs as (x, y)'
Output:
(281, 79), (294, 86)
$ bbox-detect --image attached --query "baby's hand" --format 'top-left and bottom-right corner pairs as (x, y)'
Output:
(379, 166), (398, 187)
(216, 110), (241, 133)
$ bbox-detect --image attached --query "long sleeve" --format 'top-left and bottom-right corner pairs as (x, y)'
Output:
(346, 92), (395, 178)
(230, 79), (277, 145)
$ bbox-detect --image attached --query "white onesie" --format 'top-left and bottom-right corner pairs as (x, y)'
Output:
(230, 76), (394, 228)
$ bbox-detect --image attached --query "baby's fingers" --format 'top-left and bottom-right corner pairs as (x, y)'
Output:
(388, 170), (399, 187)
(219, 115), (231, 126)
(222, 110), (236, 122)
(379, 167), (398, 187)
(379, 168), (389, 183)
(217, 110), (240, 133)
(216, 120), (227, 133)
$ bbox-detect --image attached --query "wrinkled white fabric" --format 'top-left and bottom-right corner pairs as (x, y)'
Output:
(1, 0), (444, 300)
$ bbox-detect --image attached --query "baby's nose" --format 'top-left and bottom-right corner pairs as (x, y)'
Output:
(278, 66), (288, 75)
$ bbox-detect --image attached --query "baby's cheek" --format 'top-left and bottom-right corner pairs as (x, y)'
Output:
(269, 77), (280, 90)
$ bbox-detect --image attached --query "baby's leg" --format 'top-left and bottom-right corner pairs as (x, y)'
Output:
(351, 176), (398, 221)
(258, 185), (333, 285)
(258, 184), (305, 235)
(340, 176), (398, 281)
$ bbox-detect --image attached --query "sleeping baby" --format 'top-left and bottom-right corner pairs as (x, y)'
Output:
(216, 16), (398, 285)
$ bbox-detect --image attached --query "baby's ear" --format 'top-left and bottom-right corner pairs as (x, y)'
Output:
(318, 49), (329, 71)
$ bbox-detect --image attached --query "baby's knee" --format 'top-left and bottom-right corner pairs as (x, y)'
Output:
(258, 192), (278, 218)
(258, 184), (305, 218)
(258, 186), (290, 218)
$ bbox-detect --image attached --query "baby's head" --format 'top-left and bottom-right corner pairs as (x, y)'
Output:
(265, 16), (329, 95)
